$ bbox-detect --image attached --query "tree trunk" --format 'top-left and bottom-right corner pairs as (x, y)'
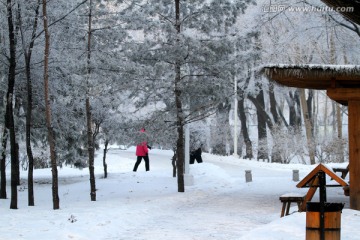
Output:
(19, 0), (40, 207)
(103, 140), (108, 178)
(174, 62), (185, 192)
(238, 98), (253, 159)
(269, 83), (280, 124)
(268, 83), (285, 163)
(255, 90), (269, 161)
(212, 102), (232, 155)
(300, 89), (316, 165)
(336, 104), (344, 162)
(175, 67), (184, 192)
(0, 128), (7, 199)
(87, 96), (96, 201)
(42, 0), (60, 210)
(174, 0), (184, 192)
(175, 98), (185, 192)
(313, 91), (319, 137)
(324, 95), (328, 136)
(288, 90), (302, 128)
(307, 89), (314, 135)
(86, 0), (96, 201)
(15, 142), (19, 185)
(335, 46), (348, 163)
(247, 93), (276, 159)
(6, 0), (18, 210)
(25, 49), (35, 205)
(172, 149), (176, 178)
(332, 101), (337, 133)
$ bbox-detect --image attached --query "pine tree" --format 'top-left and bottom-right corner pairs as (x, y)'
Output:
(127, 0), (253, 191)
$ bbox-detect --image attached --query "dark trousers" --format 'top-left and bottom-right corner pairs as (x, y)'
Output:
(133, 155), (150, 171)
(190, 154), (203, 164)
(190, 148), (203, 164)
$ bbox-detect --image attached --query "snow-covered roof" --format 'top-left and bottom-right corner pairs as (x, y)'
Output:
(261, 64), (360, 90)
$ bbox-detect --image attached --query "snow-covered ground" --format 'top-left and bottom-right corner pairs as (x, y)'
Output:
(0, 148), (359, 240)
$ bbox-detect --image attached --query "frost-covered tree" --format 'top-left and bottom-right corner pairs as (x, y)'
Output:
(4, 0), (19, 209)
(17, 0), (43, 207)
(265, 125), (306, 164)
(247, 0), (357, 163)
(42, 0), (61, 210)
(64, 0), (130, 200)
(126, 0), (254, 191)
(0, 2), (9, 200)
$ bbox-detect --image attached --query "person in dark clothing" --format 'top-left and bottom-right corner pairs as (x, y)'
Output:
(190, 147), (203, 164)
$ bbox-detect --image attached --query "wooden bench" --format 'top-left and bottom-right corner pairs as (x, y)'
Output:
(279, 194), (305, 217)
(332, 165), (349, 179)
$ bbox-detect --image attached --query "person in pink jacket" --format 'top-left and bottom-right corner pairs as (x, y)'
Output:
(133, 129), (151, 172)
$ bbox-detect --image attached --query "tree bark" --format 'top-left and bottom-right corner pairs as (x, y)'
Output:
(288, 90), (302, 128)
(336, 104), (344, 162)
(42, 0), (60, 210)
(6, 0), (19, 210)
(86, 97), (96, 201)
(212, 102), (232, 155)
(15, 142), (19, 185)
(300, 89), (316, 165)
(86, 0), (96, 201)
(174, 0), (184, 192)
(255, 90), (268, 161)
(0, 128), (7, 199)
(332, 101), (337, 132)
(269, 83), (280, 124)
(175, 84), (185, 192)
(103, 140), (108, 178)
(307, 89), (314, 135)
(324, 95), (328, 136)
(238, 98), (253, 159)
(172, 149), (177, 178)
(18, 0), (40, 207)
(268, 83), (286, 163)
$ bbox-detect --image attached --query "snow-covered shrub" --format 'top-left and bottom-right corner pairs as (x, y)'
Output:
(268, 125), (306, 164)
(33, 155), (50, 169)
(315, 134), (348, 163)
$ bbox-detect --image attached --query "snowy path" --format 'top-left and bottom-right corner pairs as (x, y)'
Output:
(0, 148), (353, 240)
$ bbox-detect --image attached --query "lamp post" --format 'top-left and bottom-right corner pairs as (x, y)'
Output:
(184, 123), (194, 185)
(233, 73), (238, 157)
(233, 37), (238, 158)
(184, 123), (190, 174)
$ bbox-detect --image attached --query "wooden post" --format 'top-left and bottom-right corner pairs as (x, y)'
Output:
(301, 177), (319, 212)
(348, 101), (360, 210)
(327, 89), (360, 210)
(318, 171), (326, 240)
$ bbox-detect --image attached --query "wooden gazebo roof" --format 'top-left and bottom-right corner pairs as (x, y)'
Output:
(263, 65), (360, 105)
(263, 64), (360, 90)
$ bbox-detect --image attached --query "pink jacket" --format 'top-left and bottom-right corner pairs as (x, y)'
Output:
(136, 142), (148, 156)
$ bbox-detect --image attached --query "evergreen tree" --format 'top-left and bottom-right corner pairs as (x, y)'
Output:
(126, 0), (253, 191)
